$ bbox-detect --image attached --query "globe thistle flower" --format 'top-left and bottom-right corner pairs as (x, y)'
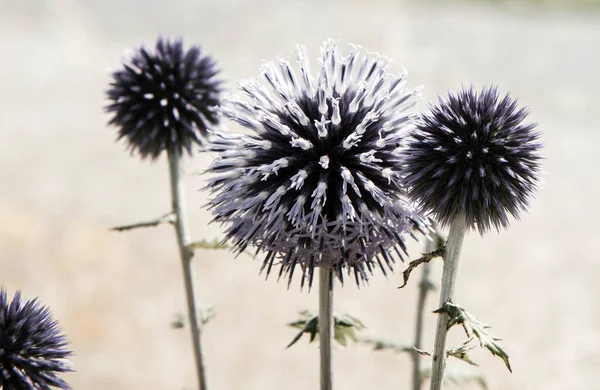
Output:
(207, 39), (428, 287)
(106, 37), (222, 160)
(401, 85), (543, 234)
(0, 288), (72, 389)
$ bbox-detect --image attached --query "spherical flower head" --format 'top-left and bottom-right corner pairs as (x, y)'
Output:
(106, 37), (222, 160)
(0, 288), (72, 389)
(207, 39), (428, 287)
(401, 85), (543, 234)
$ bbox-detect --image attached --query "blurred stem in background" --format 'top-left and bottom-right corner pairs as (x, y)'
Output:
(319, 267), (333, 390)
(412, 227), (443, 390)
(168, 150), (208, 390)
(429, 218), (467, 390)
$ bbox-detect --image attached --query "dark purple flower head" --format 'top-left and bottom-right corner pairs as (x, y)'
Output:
(401, 85), (543, 234)
(0, 288), (72, 389)
(106, 37), (222, 160)
(207, 39), (428, 288)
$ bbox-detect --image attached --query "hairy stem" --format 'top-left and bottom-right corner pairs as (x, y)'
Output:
(412, 230), (441, 390)
(430, 217), (467, 390)
(168, 150), (208, 390)
(319, 267), (333, 390)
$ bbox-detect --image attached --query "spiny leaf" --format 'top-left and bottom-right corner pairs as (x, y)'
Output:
(414, 338), (478, 366)
(447, 339), (478, 366)
(434, 302), (512, 372)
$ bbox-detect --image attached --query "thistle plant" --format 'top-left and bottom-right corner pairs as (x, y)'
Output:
(401, 85), (543, 389)
(106, 37), (221, 160)
(106, 36), (223, 390)
(0, 288), (72, 389)
(207, 38), (427, 390)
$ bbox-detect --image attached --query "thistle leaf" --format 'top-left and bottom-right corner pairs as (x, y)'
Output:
(414, 338), (477, 366)
(286, 312), (319, 348)
(398, 247), (445, 289)
(434, 302), (512, 372)
(447, 339), (478, 366)
(286, 311), (365, 348)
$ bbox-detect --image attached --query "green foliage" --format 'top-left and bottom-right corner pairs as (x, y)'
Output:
(171, 306), (216, 329)
(286, 311), (366, 348)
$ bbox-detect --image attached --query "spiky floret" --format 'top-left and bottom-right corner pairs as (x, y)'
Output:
(106, 37), (222, 160)
(207, 39), (428, 288)
(401, 85), (543, 234)
(0, 288), (72, 389)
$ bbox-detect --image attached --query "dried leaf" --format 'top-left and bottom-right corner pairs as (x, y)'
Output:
(111, 212), (175, 231)
(398, 247), (445, 289)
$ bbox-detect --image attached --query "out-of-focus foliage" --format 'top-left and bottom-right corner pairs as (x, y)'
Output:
(286, 311), (366, 348)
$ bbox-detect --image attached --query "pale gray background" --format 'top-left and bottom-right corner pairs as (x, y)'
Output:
(1, 0), (599, 389)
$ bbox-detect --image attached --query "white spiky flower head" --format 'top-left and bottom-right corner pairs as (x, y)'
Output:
(207, 39), (428, 288)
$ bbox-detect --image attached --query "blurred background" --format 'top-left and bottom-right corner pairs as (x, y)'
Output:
(1, 0), (599, 389)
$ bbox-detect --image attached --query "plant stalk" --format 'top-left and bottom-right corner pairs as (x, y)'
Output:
(319, 267), (333, 390)
(429, 217), (467, 390)
(168, 150), (208, 390)
(412, 230), (441, 390)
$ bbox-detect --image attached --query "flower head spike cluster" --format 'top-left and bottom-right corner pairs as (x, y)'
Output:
(401, 85), (543, 234)
(106, 37), (222, 160)
(0, 288), (72, 389)
(207, 39), (427, 287)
